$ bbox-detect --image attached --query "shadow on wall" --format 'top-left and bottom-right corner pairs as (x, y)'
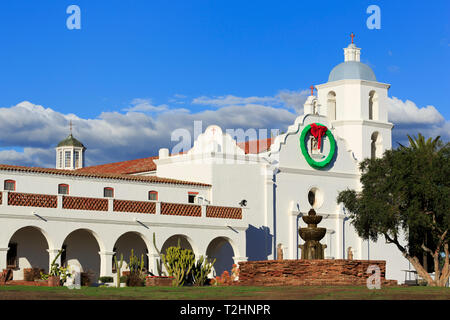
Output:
(206, 239), (234, 276)
(246, 225), (273, 261)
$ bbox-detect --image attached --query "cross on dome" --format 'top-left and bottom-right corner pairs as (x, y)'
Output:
(350, 32), (355, 44)
(310, 85), (315, 96)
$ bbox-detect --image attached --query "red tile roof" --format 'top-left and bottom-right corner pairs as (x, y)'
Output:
(236, 137), (274, 155)
(0, 164), (210, 187)
(76, 156), (158, 175)
(77, 138), (274, 175)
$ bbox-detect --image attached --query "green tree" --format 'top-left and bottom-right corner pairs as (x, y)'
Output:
(337, 134), (449, 286)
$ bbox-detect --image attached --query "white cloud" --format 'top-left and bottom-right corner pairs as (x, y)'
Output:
(191, 89), (308, 114)
(387, 97), (444, 124)
(192, 95), (280, 107)
(0, 93), (447, 168)
(276, 89), (309, 114)
(388, 97), (449, 146)
(122, 98), (168, 113)
(0, 100), (296, 168)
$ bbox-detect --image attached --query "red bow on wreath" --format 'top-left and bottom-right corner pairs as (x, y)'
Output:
(310, 123), (328, 150)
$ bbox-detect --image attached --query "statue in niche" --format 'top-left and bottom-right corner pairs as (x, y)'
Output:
(277, 243), (284, 260)
(310, 136), (320, 154)
(347, 247), (354, 260)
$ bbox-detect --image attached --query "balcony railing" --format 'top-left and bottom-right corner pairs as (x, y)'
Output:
(1, 191), (242, 219)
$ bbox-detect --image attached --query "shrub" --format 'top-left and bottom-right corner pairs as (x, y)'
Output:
(24, 268), (44, 281)
(98, 276), (114, 283)
(126, 273), (145, 287)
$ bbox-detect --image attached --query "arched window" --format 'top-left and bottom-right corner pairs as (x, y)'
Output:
(104, 187), (114, 198)
(58, 183), (69, 195)
(148, 190), (158, 201)
(371, 132), (383, 159)
(4, 180), (16, 191)
(327, 91), (336, 120)
(369, 90), (379, 120)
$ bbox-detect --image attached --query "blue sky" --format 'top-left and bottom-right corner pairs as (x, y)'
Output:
(0, 1), (448, 167)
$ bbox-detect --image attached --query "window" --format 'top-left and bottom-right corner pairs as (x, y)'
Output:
(327, 91), (336, 121)
(148, 190), (158, 201)
(74, 151), (80, 168)
(188, 192), (198, 204)
(64, 151), (71, 168)
(59, 151), (63, 168)
(7, 242), (17, 268)
(58, 184), (69, 195)
(4, 180), (16, 191)
(369, 90), (379, 120)
(371, 132), (383, 159)
(104, 187), (114, 198)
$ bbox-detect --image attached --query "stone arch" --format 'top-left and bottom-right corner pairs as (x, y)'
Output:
(112, 231), (150, 272)
(62, 228), (104, 283)
(327, 91), (336, 120)
(161, 234), (196, 255)
(206, 237), (237, 277)
(369, 90), (379, 120)
(371, 131), (383, 159)
(7, 226), (51, 280)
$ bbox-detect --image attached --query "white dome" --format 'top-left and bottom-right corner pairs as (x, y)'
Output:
(328, 61), (376, 82)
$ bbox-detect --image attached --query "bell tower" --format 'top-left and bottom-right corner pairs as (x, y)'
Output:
(56, 121), (86, 170)
(314, 34), (393, 162)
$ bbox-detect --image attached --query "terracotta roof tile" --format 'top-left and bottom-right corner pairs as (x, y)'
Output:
(0, 164), (210, 187)
(237, 137), (274, 154)
(76, 156), (158, 175)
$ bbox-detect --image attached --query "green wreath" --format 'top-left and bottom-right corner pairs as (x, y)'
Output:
(299, 123), (336, 168)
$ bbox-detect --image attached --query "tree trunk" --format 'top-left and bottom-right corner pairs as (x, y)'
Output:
(405, 255), (435, 285)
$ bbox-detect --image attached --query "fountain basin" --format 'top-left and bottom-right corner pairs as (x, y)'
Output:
(298, 227), (326, 242)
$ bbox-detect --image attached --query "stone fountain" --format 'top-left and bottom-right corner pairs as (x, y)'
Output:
(298, 208), (327, 259)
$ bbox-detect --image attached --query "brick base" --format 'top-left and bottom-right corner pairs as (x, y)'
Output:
(238, 259), (398, 286)
(145, 276), (173, 286)
(3, 280), (49, 287)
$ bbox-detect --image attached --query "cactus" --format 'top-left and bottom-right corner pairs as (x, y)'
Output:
(126, 249), (146, 286)
(128, 249), (145, 274)
(163, 246), (195, 286)
(114, 253), (124, 288)
(153, 232), (195, 286)
(192, 255), (216, 286)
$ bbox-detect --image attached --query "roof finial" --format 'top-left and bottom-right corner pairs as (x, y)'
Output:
(310, 85), (315, 96)
(350, 32), (355, 44)
(69, 120), (73, 135)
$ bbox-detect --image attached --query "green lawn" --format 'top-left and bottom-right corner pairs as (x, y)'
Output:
(0, 285), (449, 300)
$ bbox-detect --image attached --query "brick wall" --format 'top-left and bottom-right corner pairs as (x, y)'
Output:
(238, 259), (397, 286)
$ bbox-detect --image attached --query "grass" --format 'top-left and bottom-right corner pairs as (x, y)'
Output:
(0, 285), (449, 300)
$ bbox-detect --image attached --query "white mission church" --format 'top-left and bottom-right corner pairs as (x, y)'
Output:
(0, 39), (410, 284)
